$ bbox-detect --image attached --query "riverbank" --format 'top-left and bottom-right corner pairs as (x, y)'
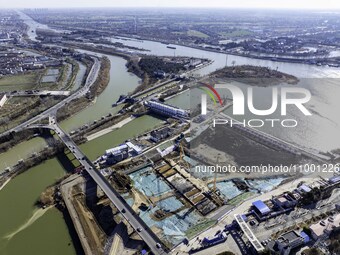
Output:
(86, 116), (135, 141)
(209, 65), (299, 86)
(117, 35), (340, 68)
(64, 42), (131, 61)
(57, 56), (110, 122)
(0, 178), (10, 191)
(0, 158), (78, 255)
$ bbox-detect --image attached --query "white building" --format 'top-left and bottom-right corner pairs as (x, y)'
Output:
(105, 144), (128, 156)
(145, 100), (189, 119)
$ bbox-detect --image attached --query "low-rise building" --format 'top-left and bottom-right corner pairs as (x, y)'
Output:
(252, 200), (271, 217)
(150, 126), (170, 143)
(275, 231), (305, 255)
(201, 232), (227, 247)
(273, 193), (298, 209)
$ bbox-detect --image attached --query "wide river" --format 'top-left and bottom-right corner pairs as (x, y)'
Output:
(0, 12), (339, 255)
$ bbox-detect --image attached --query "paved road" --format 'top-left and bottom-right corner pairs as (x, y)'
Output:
(8, 90), (71, 97)
(0, 57), (100, 139)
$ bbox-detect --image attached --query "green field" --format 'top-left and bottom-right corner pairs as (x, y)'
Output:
(219, 30), (253, 38)
(228, 192), (255, 206)
(185, 219), (217, 239)
(0, 72), (41, 92)
(187, 29), (209, 38)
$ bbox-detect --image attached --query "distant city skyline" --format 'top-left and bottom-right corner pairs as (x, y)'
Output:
(1, 0), (340, 9)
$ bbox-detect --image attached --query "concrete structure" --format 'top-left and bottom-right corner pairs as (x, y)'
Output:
(126, 141), (142, 155)
(310, 214), (340, 240)
(234, 214), (265, 253)
(104, 144), (129, 164)
(276, 231), (305, 255)
(329, 176), (340, 184)
(150, 126), (170, 143)
(297, 184), (312, 194)
(273, 194), (298, 209)
(202, 232), (227, 247)
(107, 150), (129, 164)
(157, 145), (176, 157)
(105, 144), (129, 156)
(145, 100), (189, 119)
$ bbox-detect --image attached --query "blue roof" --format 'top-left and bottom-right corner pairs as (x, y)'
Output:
(202, 233), (226, 244)
(299, 184), (312, 193)
(252, 200), (271, 215)
(300, 231), (310, 243)
(329, 176), (340, 184)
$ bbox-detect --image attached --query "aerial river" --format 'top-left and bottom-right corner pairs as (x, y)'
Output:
(0, 11), (340, 255)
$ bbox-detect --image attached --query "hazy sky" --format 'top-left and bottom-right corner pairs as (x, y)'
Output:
(1, 0), (340, 9)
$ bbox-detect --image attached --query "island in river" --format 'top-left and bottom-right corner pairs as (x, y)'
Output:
(208, 65), (299, 86)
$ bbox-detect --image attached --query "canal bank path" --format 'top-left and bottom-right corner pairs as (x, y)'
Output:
(86, 116), (136, 141)
(0, 178), (11, 191)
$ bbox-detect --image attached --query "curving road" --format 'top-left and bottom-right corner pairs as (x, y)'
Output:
(0, 57), (100, 139)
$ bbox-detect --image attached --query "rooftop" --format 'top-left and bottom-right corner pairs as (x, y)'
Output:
(310, 213), (340, 238)
(278, 231), (301, 244)
(252, 200), (271, 215)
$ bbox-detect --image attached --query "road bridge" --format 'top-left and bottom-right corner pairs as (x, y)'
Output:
(27, 118), (167, 255)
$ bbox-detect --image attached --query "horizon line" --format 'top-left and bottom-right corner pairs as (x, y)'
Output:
(1, 6), (340, 11)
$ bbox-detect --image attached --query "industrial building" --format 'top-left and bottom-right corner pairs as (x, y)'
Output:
(150, 126), (170, 143)
(252, 200), (271, 217)
(126, 142), (142, 155)
(329, 175), (340, 185)
(104, 144), (129, 164)
(272, 231), (306, 255)
(296, 184), (312, 194)
(201, 232), (227, 247)
(157, 145), (176, 157)
(103, 142), (142, 164)
(105, 144), (129, 156)
(273, 193), (298, 209)
(106, 150), (129, 164)
(144, 100), (189, 119)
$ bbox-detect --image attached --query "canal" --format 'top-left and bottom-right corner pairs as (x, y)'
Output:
(1, 11), (340, 254)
